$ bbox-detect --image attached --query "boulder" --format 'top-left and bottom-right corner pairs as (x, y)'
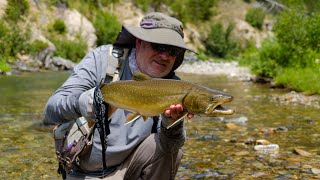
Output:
(63, 9), (97, 50)
(48, 57), (76, 71)
(0, 0), (7, 18)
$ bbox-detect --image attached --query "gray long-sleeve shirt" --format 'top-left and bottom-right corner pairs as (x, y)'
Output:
(44, 45), (185, 172)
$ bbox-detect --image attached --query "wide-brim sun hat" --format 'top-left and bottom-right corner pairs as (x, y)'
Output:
(113, 12), (196, 71)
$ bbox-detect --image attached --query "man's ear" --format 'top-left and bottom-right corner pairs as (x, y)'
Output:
(136, 38), (142, 50)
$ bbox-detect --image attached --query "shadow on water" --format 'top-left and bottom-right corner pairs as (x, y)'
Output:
(0, 71), (319, 179)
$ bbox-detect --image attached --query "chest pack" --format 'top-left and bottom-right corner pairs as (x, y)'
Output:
(53, 45), (130, 177)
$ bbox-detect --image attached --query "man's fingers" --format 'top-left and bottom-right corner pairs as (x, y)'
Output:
(164, 109), (171, 117)
(187, 113), (194, 119)
(164, 104), (189, 120)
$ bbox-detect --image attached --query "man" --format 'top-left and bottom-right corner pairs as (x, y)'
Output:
(44, 12), (195, 179)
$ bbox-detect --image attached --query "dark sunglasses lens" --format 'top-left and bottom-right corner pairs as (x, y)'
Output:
(151, 43), (181, 57)
(168, 49), (178, 56)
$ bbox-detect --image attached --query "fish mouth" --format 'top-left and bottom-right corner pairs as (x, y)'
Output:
(205, 98), (234, 115)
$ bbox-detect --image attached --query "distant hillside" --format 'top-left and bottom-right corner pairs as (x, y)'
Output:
(0, 0), (272, 74)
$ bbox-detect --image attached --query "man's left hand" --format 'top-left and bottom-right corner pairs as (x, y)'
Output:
(164, 104), (194, 120)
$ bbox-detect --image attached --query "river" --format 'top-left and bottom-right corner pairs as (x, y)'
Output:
(0, 71), (319, 179)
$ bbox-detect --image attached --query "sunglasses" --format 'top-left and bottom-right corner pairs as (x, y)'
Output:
(150, 43), (182, 57)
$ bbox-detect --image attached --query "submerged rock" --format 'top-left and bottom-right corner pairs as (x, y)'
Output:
(254, 144), (279, 155)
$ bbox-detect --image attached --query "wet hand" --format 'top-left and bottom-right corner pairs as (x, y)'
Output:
(164, 104), (194, 120)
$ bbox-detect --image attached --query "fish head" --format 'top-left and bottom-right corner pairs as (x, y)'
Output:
(184, 89), (234, 116)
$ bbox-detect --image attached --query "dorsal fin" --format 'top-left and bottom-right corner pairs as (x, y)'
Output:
(132, 71), (152, 81)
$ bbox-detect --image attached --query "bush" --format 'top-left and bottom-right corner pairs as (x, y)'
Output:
(52, 19), (66, 34)
(51, 38), (87, 62)
(94, 11), (121, 46)
(28, 40), (49, 55)
(170, 0), (217, 23)
(204, 22), (239, 58)
(0, 56), (12, 72)
(275, 67), (320, 95)
(0, 20), (31, 57)
(5, 0), (30, 22)
(132, 0), (217, 23)
(241, 38), (282, 78)
(241, 8), (320, 94)
(245, 7), (266, 30)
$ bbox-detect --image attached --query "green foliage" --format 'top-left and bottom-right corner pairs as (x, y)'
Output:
(275, 67), (320, 94)
(133, 0), (162, 12)
(274, 10), (320, 68)
(51, 19), (67, 34)
(0, 20), (31, 58)
(29, 40), (49, 56)
(5, 0), (30, 22)
(0, 20), (33, 72)
(51, 38), (87, 62)
(94, 11), (121, 46)
(241, 6), (320, 94)
(0, 56), (12, 72)
(241, 39), (282, 78)
(170, 0), (217, 23)
(132, 0), (217, 23)
(204, 22), (239, 58)
(245, 7), (266, 30)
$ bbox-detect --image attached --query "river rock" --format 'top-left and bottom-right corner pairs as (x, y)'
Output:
(0, 0), (6, 18)
(225, 123), (240, 130)
(311, 168), (320, 175)
(294, 148), (315, 157)
(254, 144), (279, 154)
(224, 116), (248, 125)
(63, 9), (97, 50)
(47, 57), (76, 71)
(256, 139), (271, 145)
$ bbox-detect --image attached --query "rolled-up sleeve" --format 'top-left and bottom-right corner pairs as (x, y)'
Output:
(44, 45), (110, 124)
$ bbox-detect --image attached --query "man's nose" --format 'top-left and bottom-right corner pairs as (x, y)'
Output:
(158, 51), (174, 60)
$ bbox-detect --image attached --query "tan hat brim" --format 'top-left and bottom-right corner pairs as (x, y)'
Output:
(124, 25), (195, 53)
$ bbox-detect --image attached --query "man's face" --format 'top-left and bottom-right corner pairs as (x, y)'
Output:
(135, 39), (181, 78)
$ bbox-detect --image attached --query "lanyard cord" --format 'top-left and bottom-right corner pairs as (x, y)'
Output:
(93, 86), (110, 171)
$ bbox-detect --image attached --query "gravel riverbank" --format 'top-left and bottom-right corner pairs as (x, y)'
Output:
(176, 60), (254, 81)
(176, 57), (320, 109)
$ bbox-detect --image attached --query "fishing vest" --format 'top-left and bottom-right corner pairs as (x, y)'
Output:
(53, 45), (130, 177)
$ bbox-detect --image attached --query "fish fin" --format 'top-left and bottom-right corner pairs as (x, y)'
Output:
(125, 113), (141, 125)
(132, 71), (152, 81)
(141, 115), (148, 121)
(165, 111), (188, 129)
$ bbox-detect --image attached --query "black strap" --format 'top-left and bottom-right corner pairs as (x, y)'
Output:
(151, 116), (159, 133)
(93, 86), (110, 171)
(58, 162), (67, 179)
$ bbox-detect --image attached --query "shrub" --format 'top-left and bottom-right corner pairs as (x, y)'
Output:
(0, 56), (11, 72)
(5, 0), (30, 22)
(51, 38), (87, 62)
(170, 0), (217, 23)
(275, 67), (320, 95)
(245, 7), (266, 30)
(28, 40), (49, 55)
(51, 19), (67, 34)
(204, 22), (239, 58)
(0, 20), (31, 57)
(241, 7), (320, 94)
(94, 11), (121, 46)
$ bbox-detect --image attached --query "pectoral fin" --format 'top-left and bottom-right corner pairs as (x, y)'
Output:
(125, 113), (148, 125)
(165, 111), (188, 129)
(125, 113), (141, 125)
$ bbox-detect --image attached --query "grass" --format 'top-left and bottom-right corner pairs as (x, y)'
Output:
(275, 67), (320, 95)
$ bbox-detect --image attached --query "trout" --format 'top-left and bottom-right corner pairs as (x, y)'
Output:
(100, 72), (234, 128)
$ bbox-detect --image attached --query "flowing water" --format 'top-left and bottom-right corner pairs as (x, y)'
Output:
(0, 71), (319, 179)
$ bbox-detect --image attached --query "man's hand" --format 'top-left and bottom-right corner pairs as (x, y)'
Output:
(164, 104), (194, 120)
